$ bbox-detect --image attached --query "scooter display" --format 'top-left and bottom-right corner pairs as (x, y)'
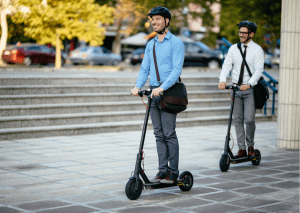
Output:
(125, 89), (193, 200)
(219, 85), (261, 172)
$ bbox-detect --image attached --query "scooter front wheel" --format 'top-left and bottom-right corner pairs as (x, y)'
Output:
(125, 178), (143, 200)
(220, 155), (230, 172)
(179, 171), (193, 191)
(251, 149), (261, 166)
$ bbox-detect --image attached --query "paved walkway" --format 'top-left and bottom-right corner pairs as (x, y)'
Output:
(0, 121), (299, 213)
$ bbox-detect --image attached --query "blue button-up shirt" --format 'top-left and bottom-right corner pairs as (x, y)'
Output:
(135, 32), (185, 91)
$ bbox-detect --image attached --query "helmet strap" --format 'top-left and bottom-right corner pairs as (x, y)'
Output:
(243, 29), (252, 43)
(157, 18), (168, 34)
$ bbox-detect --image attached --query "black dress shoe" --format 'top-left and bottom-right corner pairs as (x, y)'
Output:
(234, 149), (247, 158)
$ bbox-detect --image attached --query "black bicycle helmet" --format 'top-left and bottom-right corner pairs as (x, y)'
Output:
(148, 6), (171, 21)
(237, 20), (257, 33)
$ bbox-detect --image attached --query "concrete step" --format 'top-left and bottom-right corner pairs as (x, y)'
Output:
(0, 90), (232, 105)
(0, 106), (277, 129)
(0, 83), (220, 95)
(0, 97), (278, 117)
(0, 107), (228, 128)
(0, 77), (221, 86)
(0, 73), (278, 140)
(0, 114), (277, 140)
(0, 98), (232, 116)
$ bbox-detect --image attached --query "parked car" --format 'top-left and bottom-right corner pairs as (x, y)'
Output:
(130, 48), (145, 65)
(183, 41), (223, 69)
(127, 41), (223, 69)
(1, 43), (65, 66)
(69, 46), (122, 66)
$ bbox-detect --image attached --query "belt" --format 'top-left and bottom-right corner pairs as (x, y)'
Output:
(233, 83), (252, 88)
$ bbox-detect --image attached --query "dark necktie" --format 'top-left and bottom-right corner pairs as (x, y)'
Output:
(237, 45), (247, 85)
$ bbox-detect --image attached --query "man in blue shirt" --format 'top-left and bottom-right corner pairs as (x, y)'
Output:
(131, 6), (185, 184)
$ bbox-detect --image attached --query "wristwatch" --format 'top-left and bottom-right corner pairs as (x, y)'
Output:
(247, 83), (251, 88)
(133, 87), (140, 90)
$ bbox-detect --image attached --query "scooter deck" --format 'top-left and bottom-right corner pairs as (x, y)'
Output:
(230, 156), (258, 164)
(144, 179), (185, 189)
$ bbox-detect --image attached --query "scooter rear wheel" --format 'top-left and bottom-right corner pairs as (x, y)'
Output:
(179, 171), (193, 191)
(125, 178), (143, 200)
(220, 155), (230, 172)
(251, 149), (261, 166)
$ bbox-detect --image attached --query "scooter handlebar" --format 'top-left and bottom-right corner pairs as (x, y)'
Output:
(225, 85), (240, 90)
(138, 89), (152, 97)
(130, 89), (152, 97)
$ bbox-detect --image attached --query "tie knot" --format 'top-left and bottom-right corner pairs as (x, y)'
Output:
(244, 45), (248, 48)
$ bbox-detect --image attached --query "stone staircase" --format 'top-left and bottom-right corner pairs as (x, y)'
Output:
(0, 76), (277, 140)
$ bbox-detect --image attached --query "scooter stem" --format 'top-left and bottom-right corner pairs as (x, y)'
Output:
(134, 97), (152, 184)
(139, 97), (152, 153)
(224, 89), (236, 156)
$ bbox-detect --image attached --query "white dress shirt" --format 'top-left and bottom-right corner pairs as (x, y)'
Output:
(219, 40), (264, 86)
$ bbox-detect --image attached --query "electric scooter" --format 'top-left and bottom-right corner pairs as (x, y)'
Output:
(219, 85), (261, 172)
(125, 89), (193, 200)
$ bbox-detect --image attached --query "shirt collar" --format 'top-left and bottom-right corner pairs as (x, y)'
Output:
(154, 31), (171, 42)
(243, 40), (253, 47)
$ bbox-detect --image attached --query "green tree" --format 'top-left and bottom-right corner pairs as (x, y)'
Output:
(111, 0), (145, 55)
(134, 0), (219, 46)
(13, 0), (114, 68)
(219, 0), (281, 51)
(94, 0), (218, 51)
(6, 16), (34, 44)
(188, 0), (219, 47)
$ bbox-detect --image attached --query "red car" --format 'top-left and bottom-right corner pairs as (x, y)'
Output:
(2, 43), (64, 66)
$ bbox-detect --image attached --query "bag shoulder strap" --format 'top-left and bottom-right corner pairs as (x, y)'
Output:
(237, 42), (252, 77)
(153, 41), (160, 82)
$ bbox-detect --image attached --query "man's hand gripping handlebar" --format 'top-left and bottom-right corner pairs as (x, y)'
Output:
(225, 85), (240, 91)
(130, 89), (152, 97)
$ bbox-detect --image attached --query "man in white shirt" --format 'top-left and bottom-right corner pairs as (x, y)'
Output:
(218, 21), (264, 159)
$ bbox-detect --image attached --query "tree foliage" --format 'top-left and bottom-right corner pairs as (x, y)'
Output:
(12, 0), (114, 68)
(94, 0), (219, 48)
(6, 16), (34, 44)
(13, 0), (114, 47)
(133, 0), (218, 46)
(220, 0), (281, 51)
(189, 0), (219, 47)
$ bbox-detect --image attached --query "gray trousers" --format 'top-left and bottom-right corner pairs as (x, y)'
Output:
(231, 88), (256, 150)
(149, 91), (179, 176)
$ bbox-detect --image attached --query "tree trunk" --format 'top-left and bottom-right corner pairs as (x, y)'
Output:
(112, 18), (122, 55)
(55, 31), (61, 69)
(0, 0), (9, 66)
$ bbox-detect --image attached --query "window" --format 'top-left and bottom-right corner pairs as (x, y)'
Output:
(26, 46), (41, 51)
(185, 43), (201, 53)
(40, 46), (52, 53)
(101, 47), (110, 54)
(93, 48), (102, 54)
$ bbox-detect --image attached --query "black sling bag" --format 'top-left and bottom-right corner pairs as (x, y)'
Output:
(153, 41), (188, 114)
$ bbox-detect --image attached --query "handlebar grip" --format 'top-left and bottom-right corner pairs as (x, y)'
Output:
(225, 86), (230, 89)
(138, 91), (143, 97)
(137, 89), (152, 97)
